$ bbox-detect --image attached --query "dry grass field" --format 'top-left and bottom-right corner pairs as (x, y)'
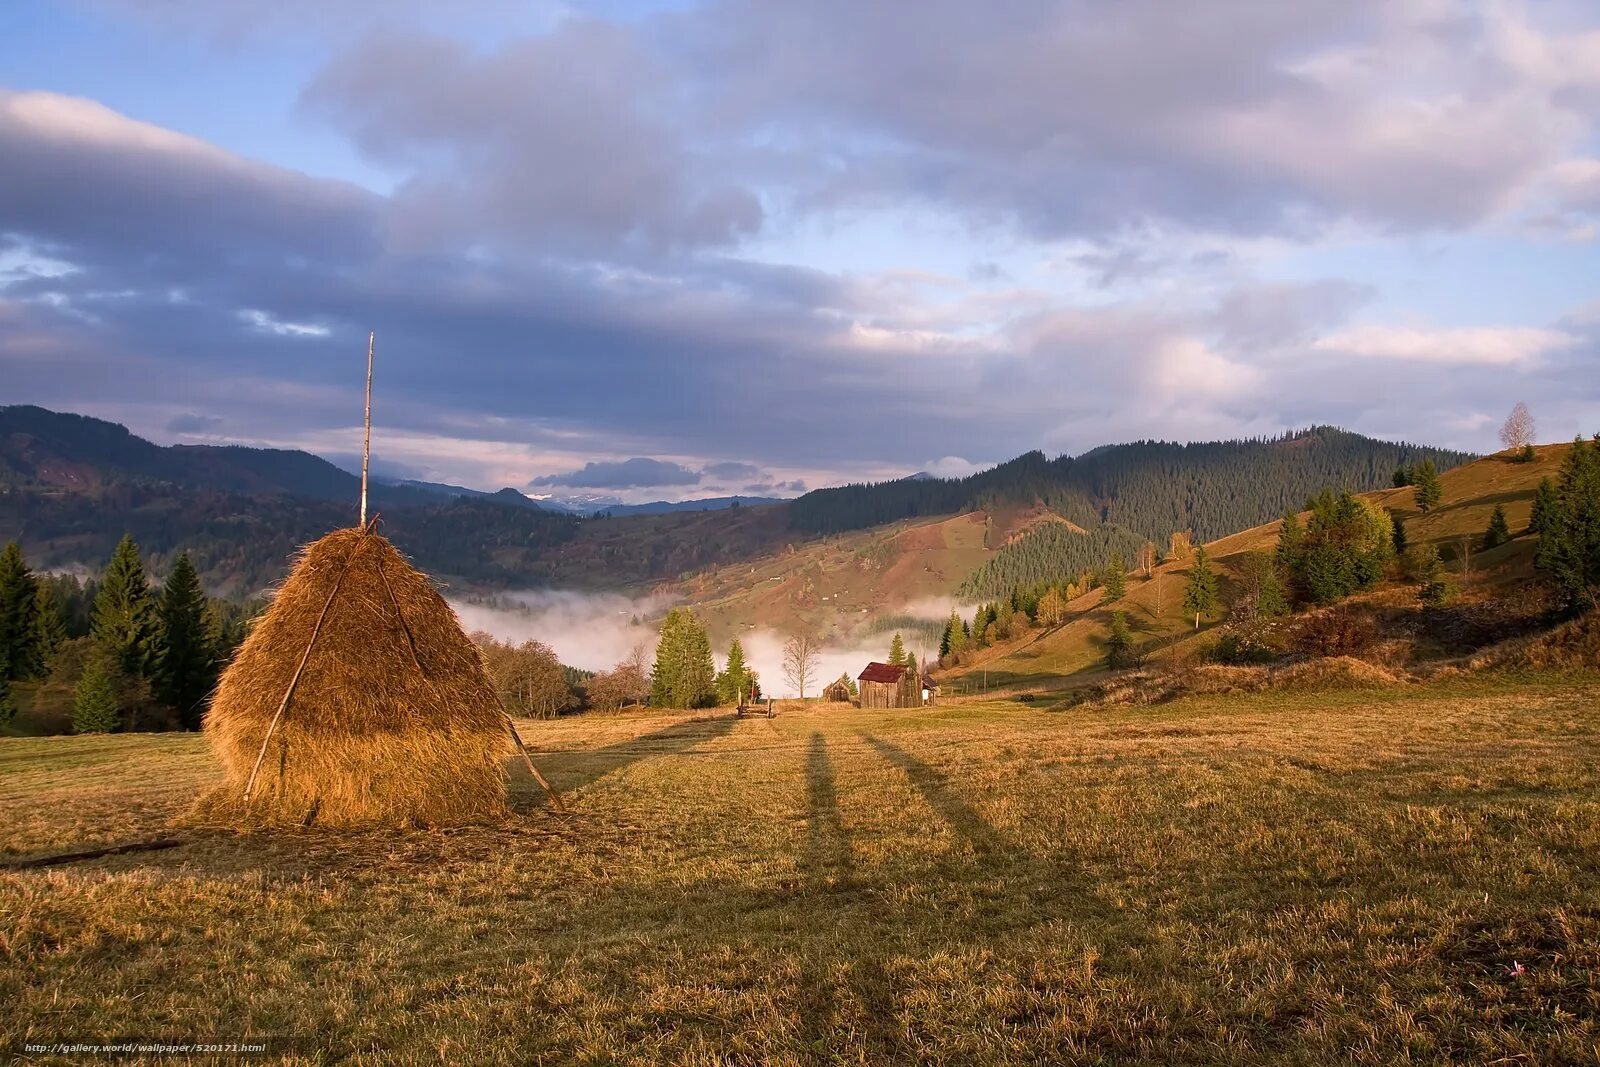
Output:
(5, 673), (1600, 1064)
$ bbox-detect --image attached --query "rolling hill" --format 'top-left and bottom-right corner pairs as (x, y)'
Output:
(2, 406), (1475, 612)
(936, 444), (1569, 694)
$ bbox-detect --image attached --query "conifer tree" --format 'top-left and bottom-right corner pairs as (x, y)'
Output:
(1389, 511), (1407, 557)
(72, 651), (122, 733)
(1533, 436), (1600, 611)
(887, 632), (906, 666)
(154, 553), (215, 730)
(650, 608), (716, 708)
(33, 582), (67, 665)
(1413, 459), (1443, 512)
(92, 535), (156, 677)
(0, 674), (16, 728)
(1415, 545), (1455, 607)
(1101, 553), (1127, 604)
(1482, 505), (1511, 551)
(1275, 509), (1303, 569)
(0, 541), (42, 681)
(715, 638), (753, 706)
(1183, 545), (1218, 628)
(1105, 611), (1134, 669)
(1529, 477), (1559, 536)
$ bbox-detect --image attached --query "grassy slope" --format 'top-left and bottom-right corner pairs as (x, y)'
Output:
(679, 503), (1052, 644)
(4, 675), (1599, 1063)
(941, 445), (1570, 693)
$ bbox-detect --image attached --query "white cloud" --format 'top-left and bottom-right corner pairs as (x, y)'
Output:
(1312, 324), (1578, 366)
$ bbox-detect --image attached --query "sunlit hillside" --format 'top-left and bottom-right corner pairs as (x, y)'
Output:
(939, 445), (1573, 694)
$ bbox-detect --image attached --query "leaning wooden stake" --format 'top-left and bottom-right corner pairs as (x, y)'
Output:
(359, 331), (375, 527)
(242, 524), (372, 804)
(505, 715), (566, 813)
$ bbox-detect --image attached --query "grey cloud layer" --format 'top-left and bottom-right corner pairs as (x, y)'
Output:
(3, 2), (1600, 491)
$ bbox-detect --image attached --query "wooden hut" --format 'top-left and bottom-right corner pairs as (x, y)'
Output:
(821, 678), (854, 703)
(857, 662), (922, 709)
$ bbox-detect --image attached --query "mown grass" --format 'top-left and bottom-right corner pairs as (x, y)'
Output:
(4, 673), (1600, 1064)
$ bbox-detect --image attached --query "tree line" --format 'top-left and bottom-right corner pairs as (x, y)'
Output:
(0, 536), (253, 733)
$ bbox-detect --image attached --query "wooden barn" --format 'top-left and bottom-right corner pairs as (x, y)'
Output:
(857, 662), (923, 709)
(821, 678), (854, 703)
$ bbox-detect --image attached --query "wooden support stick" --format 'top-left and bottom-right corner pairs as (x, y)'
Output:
(505, 715), (566, 813)
(242, 526), (371, 804)
(2, 837), (184, 871)
(359, 331), (375, 527)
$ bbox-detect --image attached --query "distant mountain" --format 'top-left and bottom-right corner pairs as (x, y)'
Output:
(0, 405), (440, 509)
(592, 496), (783, 517)
(392, 479), (549, 511)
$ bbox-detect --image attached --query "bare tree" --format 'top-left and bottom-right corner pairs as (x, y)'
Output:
(782, 630), (820, 700)
(1499, 401), (1535, 452)
(1139, 540), (1157, 578)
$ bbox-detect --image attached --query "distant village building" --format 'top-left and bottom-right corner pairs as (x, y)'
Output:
(856, 662), (925, 709)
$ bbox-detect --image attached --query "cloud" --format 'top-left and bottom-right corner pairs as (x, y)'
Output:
(702, 461), (764, 482)
(530, 457), (703, 489)
(1312, 325), (1579, 366)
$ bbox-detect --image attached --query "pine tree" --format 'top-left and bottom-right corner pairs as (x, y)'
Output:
(1105, 611), (1134, 669)
(92, 535), (156, 677)
(715, 638), (753, 706)
(72, 651), (122, 733)
(650, 608), (716, 708)
(1275, 509), (1303, 568)
(1101, 553), (1127, 604)
(0, 673), (17, 728)
(887, 632), (906, 666)
(1529, 477), (1559, 536)
(1413, 459), (1443, 513)
(33, 582), (67, 665)
(0, 541), (42, 681)
(1533, 436), (1600, 611)
(154, 553), (215, 730)
(1389, 511), (1407, 557)
(1415, 545), (1455, 607)
(1482, 505), (1511, 551)
(1183, 545), (1218, 629)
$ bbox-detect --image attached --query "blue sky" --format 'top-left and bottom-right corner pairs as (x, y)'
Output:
(2, 0), (1598, 501)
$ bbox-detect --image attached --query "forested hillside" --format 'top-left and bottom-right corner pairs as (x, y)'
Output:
(956, 522), (1147, 600)
(789, 427), (1473, 542)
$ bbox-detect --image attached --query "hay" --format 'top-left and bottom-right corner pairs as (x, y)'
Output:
(1466, 609), (1600, 672)
(1271, 656), (1405, 690)
(192, 527), (512, 829)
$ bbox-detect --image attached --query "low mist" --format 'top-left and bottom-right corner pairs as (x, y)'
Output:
(451, 590), (974, 697)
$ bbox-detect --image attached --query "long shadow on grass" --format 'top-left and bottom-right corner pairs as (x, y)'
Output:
(861, 734), (1002, 857)
(510, 714), (737, 811)
(803, 732), (855, 890)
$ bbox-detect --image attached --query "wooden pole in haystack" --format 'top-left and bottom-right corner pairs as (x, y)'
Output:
(360, 331), (375, 527)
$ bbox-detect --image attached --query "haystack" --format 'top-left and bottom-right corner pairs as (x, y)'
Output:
(194, 526), (513, 828)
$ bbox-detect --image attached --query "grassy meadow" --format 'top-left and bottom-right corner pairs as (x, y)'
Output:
(5, 672), (1600, 1064)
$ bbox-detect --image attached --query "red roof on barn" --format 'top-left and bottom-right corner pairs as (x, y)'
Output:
(858, 661), (907, 684)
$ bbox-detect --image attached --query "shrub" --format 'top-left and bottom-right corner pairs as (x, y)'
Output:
(1292, 609), (1379, 658)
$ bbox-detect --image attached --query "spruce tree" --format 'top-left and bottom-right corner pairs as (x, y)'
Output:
(1529, 477), (1558, 536)
(1390, 511), (1407, 557)
(1275, 509), (1303, 568)
(715, 638), (752, 705)
(650, 608), (716, 708)
(887, 632), (906, 666)
(33, 582), (67, 666)
(1482, 505), (1511, 551)
(92, 535), (156, 677)
(1416, 545), (1455, 607)
(0, 673), (16, 728)
(1101, 553), (1127, 604)
(1183, 545), (1218, 629)
(1105, 611), (1134, 669)
(0, 541), (42, 681)
(1534, 436), (1600, 611)
(72, 651), (122, 733)
(154, 553), (215, 730)
(1413, 459), (1443, 512)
